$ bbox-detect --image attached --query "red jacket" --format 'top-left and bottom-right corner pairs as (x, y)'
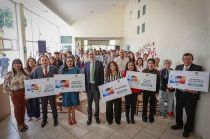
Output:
(122, 71), (141, 93)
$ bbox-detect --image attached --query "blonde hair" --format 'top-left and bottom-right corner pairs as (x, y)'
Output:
(164, 59), (172, 64)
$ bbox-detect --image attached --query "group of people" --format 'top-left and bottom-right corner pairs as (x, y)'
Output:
(3, 48), (203, 138)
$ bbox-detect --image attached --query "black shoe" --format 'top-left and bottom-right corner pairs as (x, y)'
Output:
(96, 118), (100, 124)
(53, 119), (58, 127)
(149, 118), (154, 123)
(108, 121), (113, 125)
(41, 120), (47, 128)
(171, 125), (183, 130)
(126, 118), (130, 124)
(87, 119), (92, 125)
(131, 119), (135, 124)
(183, 131), (190, 138)
(116, 121), (121, 125)
(142, 118), (147, 123)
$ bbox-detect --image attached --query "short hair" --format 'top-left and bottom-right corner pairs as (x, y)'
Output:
(54, 52), (59, 55)
(147, 58), (155, 64)
(164, 59), (172, 64)
(40, 55), (49, 60)
(182, 53), (194, 60)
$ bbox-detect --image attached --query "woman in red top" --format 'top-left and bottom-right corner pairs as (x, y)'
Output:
(123, 61), (140, 124)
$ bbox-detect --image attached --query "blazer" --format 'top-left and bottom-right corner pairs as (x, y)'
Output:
(84, 60), (104, 92)
(32, 65), (58, 79)
(175, 63), (203, 99)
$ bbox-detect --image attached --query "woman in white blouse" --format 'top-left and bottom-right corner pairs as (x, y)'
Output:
(3, 59), (29, 132)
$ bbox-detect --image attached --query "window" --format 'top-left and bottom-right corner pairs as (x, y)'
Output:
(61, 36), (72, 44)
(142, 23), (145, 33)
(143, 5), (146, 15)
(137, 10), (140, 19)
(137, 25), (140, 34)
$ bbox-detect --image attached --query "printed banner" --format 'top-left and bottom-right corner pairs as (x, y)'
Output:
(98, 77), (132, 102)
(168, 71), (209, 92)
(24, 78), (55, 99)
(126, 71), (157, 91)
(54, 74), (85, 93)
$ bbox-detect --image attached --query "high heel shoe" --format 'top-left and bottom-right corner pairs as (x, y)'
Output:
(72, 119), (77, 125)
(68, 117), (73, 125)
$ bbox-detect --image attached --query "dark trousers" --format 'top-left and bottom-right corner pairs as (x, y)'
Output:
(11, 89), (26, 126)
(87, 83), (100, 119)
(41, 95), (58, 121)
(106, 98), (122, 123)
(125, 93), (138, 119)
(142, 91), (156, 120)
(176, 93), (198, 132)
(27, 98), (40, 118)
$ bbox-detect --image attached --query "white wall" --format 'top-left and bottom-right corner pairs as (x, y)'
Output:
(124, 0), (210, 138)
(70, 5), (125, 38)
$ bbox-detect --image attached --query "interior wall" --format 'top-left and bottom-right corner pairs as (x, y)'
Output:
(124, 0), (210, 138)
(70, 5), (125, 38)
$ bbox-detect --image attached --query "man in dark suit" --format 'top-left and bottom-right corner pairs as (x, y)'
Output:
(171, 53), (203, 138)
(84, 50), (104, 125)
(32, 55), (58, 128)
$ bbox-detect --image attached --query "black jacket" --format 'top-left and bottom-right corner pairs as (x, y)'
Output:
(160, 68), (175, 92)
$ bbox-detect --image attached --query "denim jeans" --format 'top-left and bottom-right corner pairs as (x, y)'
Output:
(159, 90), (174, 116)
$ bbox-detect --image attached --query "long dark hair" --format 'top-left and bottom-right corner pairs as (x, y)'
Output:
(136, 57), (144, 67)
(26, 57), (36, 73)
(63, 56), (75, 72)
(125, 61), (137, 72)
(106, 61), (120, 81)
(128, 52), (135, 62)
(12, 59), (27, 76)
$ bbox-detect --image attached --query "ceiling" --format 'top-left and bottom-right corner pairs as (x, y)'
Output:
(39, 0), (128, 25)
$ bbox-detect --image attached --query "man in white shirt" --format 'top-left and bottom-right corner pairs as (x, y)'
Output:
(114, 49), (129, 72)
(143, 53), (148, 69)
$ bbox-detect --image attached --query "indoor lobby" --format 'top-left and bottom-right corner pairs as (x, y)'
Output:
(0, 0), (210, 139)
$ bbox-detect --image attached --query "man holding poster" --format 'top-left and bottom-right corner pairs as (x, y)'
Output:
(171, 53), (203, 138)
(32, 55), (58, 128)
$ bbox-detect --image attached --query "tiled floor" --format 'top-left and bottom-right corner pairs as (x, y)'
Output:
(0, 112), (202, 139)
(0, 93), (202, 139)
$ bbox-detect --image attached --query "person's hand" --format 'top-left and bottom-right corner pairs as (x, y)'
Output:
(185, 89), (198, 94)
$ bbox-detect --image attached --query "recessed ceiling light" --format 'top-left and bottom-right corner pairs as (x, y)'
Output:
(90, 10), (94, 14)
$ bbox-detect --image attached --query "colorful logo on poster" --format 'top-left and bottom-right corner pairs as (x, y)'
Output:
(55, 80), (70, 89)
(102, 87), (115, 97)
(169, 75), (186, 84)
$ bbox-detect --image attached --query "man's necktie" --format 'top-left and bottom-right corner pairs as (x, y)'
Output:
(44, 67), (48, 76)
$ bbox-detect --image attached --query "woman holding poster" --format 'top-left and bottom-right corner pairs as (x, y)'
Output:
(24, 57), (40, 121)
(105, 61), (123, 125)
(142, 58), (160, 123)
(60, 56), (81, 125)
(123, 61), (140, 124)
(3, 59), (29, 132)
